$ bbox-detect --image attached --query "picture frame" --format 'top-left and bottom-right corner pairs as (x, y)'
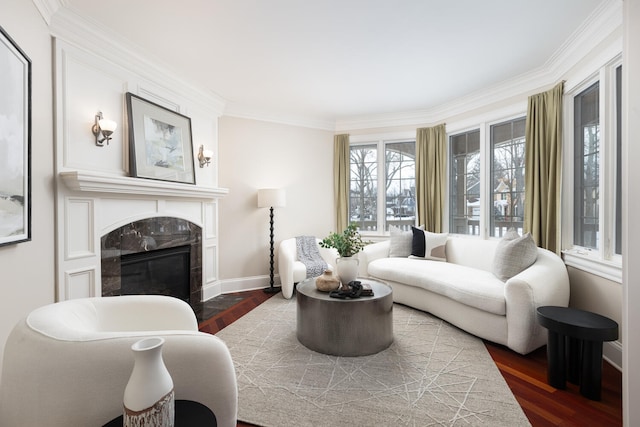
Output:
(0, 25), (31, 247)
(126, 92), (196, 185)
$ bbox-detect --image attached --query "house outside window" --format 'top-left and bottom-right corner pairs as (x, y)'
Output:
(349, 139), (416, 234)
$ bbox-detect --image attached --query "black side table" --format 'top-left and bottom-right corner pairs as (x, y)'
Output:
(536, 306), (618, 401)
(102, 400), (217, 426)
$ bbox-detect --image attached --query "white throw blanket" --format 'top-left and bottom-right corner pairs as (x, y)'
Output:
(296, 236), (328, 278)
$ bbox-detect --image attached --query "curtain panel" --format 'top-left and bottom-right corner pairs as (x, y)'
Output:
(333, 134), (350, 233)
(524, 82), (564, 254)
(416, 124), (446, 232)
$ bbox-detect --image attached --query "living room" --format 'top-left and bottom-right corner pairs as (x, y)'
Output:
(0, 0), (639, 425)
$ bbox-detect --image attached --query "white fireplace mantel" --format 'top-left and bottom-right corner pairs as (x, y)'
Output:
(60, 170), (229, 199)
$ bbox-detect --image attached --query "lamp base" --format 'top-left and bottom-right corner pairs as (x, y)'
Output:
(263, 286), (282, 294)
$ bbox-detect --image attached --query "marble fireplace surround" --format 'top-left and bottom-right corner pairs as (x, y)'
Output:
(57, 171), (228, 303)
(101, 217), (203, 306)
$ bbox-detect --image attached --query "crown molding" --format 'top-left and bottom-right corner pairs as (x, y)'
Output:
(48, 6), (226, 115)
(31, 0), (64, 25)
(223, 103), (336, 131)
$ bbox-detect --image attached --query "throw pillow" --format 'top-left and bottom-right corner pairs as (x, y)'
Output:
(492, 229), (538, 281)
(410, 227), (448, 262)
(389, 225), (420, 257)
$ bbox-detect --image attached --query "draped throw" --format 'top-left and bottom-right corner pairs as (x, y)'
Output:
(416, 124), (446, 232)
(524, 82), (564, 254)
(334, 134), (350, 233)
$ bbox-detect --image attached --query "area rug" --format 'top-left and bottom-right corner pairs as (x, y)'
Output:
(216, 295), (531, 427)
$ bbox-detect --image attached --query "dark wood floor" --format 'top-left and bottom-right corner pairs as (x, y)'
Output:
(199, 289), (622, 427)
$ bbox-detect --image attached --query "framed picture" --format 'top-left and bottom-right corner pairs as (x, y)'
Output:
(0, 25), (31, 247)
(126, 92), (195, 184)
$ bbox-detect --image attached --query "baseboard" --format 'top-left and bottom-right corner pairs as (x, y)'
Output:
(604, 340), (622, 372)
(202, 274), (281, 301)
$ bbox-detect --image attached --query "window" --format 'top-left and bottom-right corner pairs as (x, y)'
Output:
(573, 82), (600, 249)
(563, 60), (622, 281)
(490, 118), (526, 237)
(349, 139), (415, 233)
(449, 130), (480, 235)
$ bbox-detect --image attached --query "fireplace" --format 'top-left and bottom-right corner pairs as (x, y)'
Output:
(101, 217), (202, 308)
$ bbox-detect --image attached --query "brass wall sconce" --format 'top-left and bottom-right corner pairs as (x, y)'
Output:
(198, 145), (213, 167)
(91, 111), (117, 146)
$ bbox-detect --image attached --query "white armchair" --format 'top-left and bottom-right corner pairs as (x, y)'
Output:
(278, 237), (339, 299)
(0, 295), (237, 427)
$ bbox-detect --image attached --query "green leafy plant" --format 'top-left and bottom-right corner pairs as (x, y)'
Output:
(319, 223), (368, 258)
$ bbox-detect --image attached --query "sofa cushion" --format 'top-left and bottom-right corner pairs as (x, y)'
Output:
(388, 225), (413, 257)
(492, 229), (538, 281)
(410, 227), (447, 261)
(369, 257), (506, 315)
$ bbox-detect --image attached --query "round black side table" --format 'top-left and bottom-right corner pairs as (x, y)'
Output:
(102, 400), (217, 426)
(536, 306), (618, 401)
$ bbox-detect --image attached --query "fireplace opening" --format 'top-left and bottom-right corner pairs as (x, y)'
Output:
(121, 245), (191, 302)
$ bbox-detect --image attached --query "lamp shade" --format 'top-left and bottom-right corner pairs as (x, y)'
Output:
(257, 188), (286, 208)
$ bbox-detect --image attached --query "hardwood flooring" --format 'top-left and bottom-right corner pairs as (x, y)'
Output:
(199, 289), (622, 427)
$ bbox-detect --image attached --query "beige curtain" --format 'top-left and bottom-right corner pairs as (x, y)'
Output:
(334, 134), (350, 233)
(524, 82), (564, 254)
(416, 124), (446, 232)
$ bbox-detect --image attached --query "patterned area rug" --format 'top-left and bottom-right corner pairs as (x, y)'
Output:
(216, 294), (531, 427)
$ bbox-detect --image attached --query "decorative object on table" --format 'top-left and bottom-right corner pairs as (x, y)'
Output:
(315, 270), (340, 292)
(0, 25), (31, 247)
(126, 92), (195, 184)
(124, 337), (175, 427)
(320, 223), (368, 286)
(257, 188), (286, 294)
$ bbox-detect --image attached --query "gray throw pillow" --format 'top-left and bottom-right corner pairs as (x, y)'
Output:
(388, 225), (413, 257)
(492, 229), (538, 281)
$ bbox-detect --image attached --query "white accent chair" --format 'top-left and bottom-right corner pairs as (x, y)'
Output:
(278, 237), (339, 299)
(0, 295), (237, 427)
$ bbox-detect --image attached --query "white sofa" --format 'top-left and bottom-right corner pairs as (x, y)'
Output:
(278, 237), (340, 299)
(0, 295), (237, 427)
(358, 236), (570, 354)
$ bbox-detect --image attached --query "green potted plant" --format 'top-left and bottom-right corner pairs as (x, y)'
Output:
(320, 223), (367, 285)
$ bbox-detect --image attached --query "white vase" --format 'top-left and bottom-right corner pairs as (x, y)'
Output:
(336, 256), (359, 287)
(124, 337), (175, 427)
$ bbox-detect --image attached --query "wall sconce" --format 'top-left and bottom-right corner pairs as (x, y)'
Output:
(91, 111), (117, 147)
(198, 145), (213, 168)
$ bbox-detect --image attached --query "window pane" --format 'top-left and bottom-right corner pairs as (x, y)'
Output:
(574, 82), (600, 249)
(616, 66), (622, 255)
(385, 141), (415, 232)
(490, 118), (526, 237)
(349, 145), (377, 231)
(449, 130), (480, 235)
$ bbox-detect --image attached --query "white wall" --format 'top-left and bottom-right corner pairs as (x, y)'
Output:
(0, 0), (55, 371)
(217, 117), (334, 288)
(623, 0), (640, 424)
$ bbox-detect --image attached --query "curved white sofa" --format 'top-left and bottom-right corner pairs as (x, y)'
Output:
(0, 295), (237, 427)
(278, 237), (339, 299)
(358, 237), (570, 354)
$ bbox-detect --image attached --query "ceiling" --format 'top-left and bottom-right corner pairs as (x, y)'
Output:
(63, 0), (606, 126)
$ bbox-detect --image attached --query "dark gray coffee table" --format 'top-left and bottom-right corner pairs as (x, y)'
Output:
(296, 277), (393, 356)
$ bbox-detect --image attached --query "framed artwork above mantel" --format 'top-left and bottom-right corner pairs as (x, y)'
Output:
(126, 92), (196, 185)
(0, 25), (31, 247)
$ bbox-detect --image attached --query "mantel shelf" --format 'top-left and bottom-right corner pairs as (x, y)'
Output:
(60, 171), (229, 199)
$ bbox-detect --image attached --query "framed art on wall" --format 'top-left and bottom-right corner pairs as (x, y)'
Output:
(126, 92), (196, 185)
(0, 25), (31, 246)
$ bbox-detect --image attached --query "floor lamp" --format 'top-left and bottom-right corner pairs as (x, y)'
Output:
(258, 188), (286, 294)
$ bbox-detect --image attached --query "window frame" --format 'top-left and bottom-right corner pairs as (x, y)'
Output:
(349, 131), (416, 237)
(562, 56), (623, 283)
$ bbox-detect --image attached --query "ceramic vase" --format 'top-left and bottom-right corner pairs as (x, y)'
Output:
(336, 256), (359, 288)
(315, 270), (340, 292)
(123, 337), (175, 427)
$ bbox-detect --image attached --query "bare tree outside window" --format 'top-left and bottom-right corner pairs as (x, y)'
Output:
(490, 118), (526, 237)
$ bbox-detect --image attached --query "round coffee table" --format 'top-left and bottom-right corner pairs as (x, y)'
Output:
(296, 277), (393, 356)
